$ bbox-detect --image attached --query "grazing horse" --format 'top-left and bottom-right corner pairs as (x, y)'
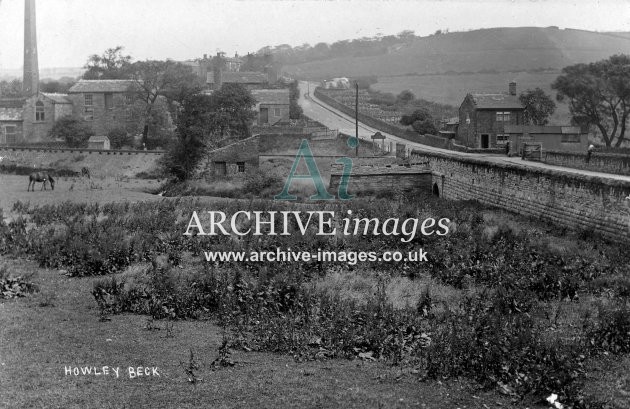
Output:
(81, 167), (91, 179)
(28, 172), (55, 192)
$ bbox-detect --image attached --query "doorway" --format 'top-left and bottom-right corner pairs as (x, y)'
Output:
(260, 108), (269, 125)
(481, 134), (489, 149)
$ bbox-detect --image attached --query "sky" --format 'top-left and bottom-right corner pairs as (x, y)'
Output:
(0, 0), (629, 70)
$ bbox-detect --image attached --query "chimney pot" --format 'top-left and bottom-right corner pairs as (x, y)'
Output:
(509, 81), (517, 96)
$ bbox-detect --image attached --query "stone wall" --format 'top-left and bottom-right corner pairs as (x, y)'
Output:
(314, 88), (452, 149)
(329, 165), (432, 196)
(411, 149), (630, 242)
(544, 150), (630, 176)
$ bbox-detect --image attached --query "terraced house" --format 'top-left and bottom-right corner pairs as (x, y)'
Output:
(66, 80), (139, 136)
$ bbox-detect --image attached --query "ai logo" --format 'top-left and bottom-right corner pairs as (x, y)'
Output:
(274, 137), (358, 201)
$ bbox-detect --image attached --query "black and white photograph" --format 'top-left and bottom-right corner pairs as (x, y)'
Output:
(1, 0), (629, 407)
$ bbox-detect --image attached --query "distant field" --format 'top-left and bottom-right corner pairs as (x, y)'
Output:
(0, 174), (161, 219)
(371, 71), (572, 124)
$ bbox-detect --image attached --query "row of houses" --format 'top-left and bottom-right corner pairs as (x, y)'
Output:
(0, 79), (290, 146)
(440, 81), (587, 153)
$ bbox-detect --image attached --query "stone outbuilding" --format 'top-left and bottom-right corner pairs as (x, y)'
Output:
(504, 125), (588, 153)
(87, 135), (111, 150)
(251, 89), (290, 126)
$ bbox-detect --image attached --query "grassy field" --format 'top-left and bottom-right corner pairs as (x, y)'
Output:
(0, 174), (161, 220)
(1, 171), (629, 408)
(371, 72), (571, 124)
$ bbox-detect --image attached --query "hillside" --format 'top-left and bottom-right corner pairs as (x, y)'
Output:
(283, 27), (630, 79)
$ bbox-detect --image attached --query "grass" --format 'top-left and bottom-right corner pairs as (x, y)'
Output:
(0, 256), (516, 409)
(371, 72), (572, 124)
(0, 174), (161, 220)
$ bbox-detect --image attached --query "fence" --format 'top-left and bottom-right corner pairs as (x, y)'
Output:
(0, 146), (165, 155)
(314, 88), (453, 150)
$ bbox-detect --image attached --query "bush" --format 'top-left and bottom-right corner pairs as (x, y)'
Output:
(49, 116), (94, 148)
(587, 301), (630, 354)
(107, 128), (131, 149)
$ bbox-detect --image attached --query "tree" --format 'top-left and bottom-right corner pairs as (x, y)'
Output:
(49, 116), (94, 148)
(519, 88), (556, 125)
(163, 94), (214, 180)
(209, 83), (257, 139)
(130, 60), (202, 145)
(400, 109), (437, 135)
(0, 79), (23, 98)
(83, 46), (133, 80)
(396, 90), (415, 105)
(552, 54), (630, 147)
(288, 80), (303, 120)
(107, 127), (131, 149)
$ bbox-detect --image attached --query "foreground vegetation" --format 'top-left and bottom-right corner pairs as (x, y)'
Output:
(1, 195), (628, 408)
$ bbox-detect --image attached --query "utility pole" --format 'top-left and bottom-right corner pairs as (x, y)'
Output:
(355, 82), (359, 157)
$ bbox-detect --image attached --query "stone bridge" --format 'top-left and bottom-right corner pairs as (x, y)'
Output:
(411, 149), (630, 242)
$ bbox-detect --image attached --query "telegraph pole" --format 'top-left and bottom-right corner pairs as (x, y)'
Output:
(355, 82), (359, 157)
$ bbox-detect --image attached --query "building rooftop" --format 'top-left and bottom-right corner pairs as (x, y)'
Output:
(42, 93), (72, 104)
(0, 98), (26, 108)
(68, 80), (138, 93)
(88, 135), (110, 142)
(251, 89), (290, 105)
(471, 93), (524, 110)
(0, 107), (23, 121)
(222, 71), (268, 84)
(504, 125), (583, 134)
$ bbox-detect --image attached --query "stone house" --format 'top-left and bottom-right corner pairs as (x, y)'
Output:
(0, 101), (24, 145)
(0, 93), (72, 145)
(208, 71), (269, 91)
(66, 80), (138, 136)
(251, 89), (290, 126)
(456, 82), (525, 148)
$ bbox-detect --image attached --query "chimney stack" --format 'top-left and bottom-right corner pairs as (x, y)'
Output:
(23, 0), (39, 97)
(509, 81), (516, 96)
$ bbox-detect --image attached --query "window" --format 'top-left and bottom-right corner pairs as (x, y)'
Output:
(35, 101), (45, 121)
(104, 93), (113, 110)
(84, 94), (94, 120)
(496, 134), (509, 144)
(496, 111), (511, 122)
(237, 162), (245, 173)
(125, 94), (134, 105)
(215, 161), (227, 175)
(4, 125), (17, 145)
(274, 107), (281, 117)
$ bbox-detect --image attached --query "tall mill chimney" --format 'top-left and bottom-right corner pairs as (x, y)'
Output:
(23, 0), (39, 97)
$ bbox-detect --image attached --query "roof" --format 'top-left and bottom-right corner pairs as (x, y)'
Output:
(0, 107), (23, 121)
(222, 71), (268, 84)
(0, 98), (26, 108)
(504, 125), (583, 134)
(88, 135), (110, 142)
(68, 80), (137, 93)
(470, 93), (524, 110)
(42, 93), (72, 104)
(251, 89), (290, 105)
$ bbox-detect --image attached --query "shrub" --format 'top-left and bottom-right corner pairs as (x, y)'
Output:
(587, 301), (630, 354)
(107, 127), (131, 149)
(49, 116), (94, 148)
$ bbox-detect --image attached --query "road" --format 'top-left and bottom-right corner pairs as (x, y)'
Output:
(298, 81), (630, 183)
